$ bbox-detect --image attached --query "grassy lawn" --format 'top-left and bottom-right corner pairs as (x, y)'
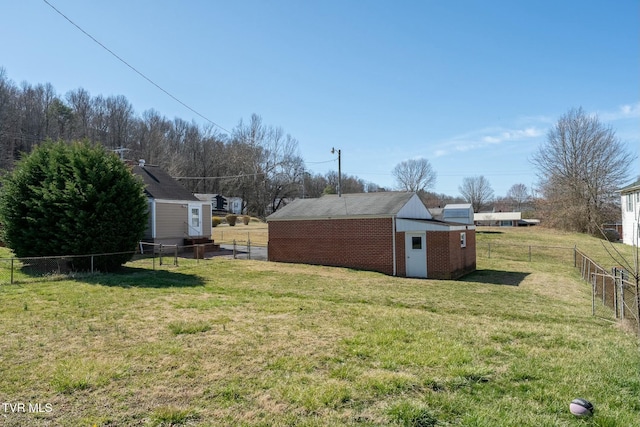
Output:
(1, 227), (639, 426)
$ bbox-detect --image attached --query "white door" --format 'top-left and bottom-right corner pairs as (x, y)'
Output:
(188, 204), (202, 236)
(405, 233), (427, 278)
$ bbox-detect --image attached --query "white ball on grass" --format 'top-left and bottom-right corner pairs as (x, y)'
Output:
(569, 398), (594, 417)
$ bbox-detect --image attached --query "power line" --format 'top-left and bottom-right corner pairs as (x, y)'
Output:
(306, 158), (338, 165)
(173, 172), (267, 180)
(42, 0), (231, 135)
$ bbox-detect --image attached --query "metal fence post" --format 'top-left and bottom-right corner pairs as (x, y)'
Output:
(159, 244), (163, 266)
(11, 258), (14, 285)
(248, 239), (251, 260)
(591, 273), (596, 316)
(91, 255), (94, 274)
(612, 268), (619, 318)
(233, 240), (237, 259)
(619, 271), (625, 319)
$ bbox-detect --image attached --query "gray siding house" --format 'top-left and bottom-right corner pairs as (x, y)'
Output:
(132, 164), (212, 247)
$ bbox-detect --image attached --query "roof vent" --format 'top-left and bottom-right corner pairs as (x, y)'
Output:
(138, 159), (146, 167)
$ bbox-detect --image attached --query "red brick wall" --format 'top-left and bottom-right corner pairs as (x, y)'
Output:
(426, 232), (450, 279)
(269, 219), (476, 279)
(268, 218), (395, 275)
(426, 230), (476, 279)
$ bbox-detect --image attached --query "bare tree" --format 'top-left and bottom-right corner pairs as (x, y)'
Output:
(392, 158), (436, 192)
(506, 183), (530, 211)
(66, 88), (93, 140)
(459, 176), (494, 212)
(131, 109), (171, 166)
(105, 95), (134, 149)
(231, 114), (305, 217)
(301, 172), (327, 198)
(0, 68), (20, 169)
(531, 107), (635, 234)
(325, 171), (365, 194)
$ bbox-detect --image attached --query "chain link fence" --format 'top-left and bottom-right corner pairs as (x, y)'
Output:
(0, 252), (140, 285)
(0, 240), (268, 285)
(478, 242), (576, 264)
(478, 242), (639, 336)
(477, 242), (639, 336)
(574, 248), (640, 335)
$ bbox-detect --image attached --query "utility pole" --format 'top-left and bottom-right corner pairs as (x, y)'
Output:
(331, 147), (342, 197)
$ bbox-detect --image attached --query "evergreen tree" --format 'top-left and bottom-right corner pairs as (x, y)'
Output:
(0, 140), (148, 271)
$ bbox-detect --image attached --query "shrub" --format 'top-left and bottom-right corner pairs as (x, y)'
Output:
(0, 140), (148, 271)
(242, 215), (250, 225)
(212, 217), (222, 227)
(225, 214), (237, 226)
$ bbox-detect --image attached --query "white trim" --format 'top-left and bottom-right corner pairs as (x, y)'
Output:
(396, 218), (475, 232)
(153, 199), (201, 205)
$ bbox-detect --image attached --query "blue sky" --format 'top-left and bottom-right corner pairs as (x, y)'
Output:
(1, 0), (638, 197)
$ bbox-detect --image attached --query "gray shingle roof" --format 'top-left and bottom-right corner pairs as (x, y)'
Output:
(267, 192), (419, 220)
(132, 165), (199, 201)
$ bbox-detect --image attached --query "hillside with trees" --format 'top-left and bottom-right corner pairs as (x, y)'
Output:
(0, 69), (383, 217)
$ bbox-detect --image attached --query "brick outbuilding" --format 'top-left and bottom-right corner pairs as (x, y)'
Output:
(267, 192), (476, 279)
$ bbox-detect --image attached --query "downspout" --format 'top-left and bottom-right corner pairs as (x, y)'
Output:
(151, 199), (156, 239)
(392, 215), (397, 276)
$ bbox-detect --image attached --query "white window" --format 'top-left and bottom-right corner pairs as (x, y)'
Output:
(191, 208), (200, 228)
(627, 195), (634, 212)
(460, 232), (467, 248)
(412, 236), (422, 250)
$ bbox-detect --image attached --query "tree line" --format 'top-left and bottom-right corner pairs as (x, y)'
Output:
(0, 69), (384, 218)
(1, 69), (633, 232)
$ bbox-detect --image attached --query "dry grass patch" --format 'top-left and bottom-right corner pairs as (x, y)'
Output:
(212, 221), (268, 246)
